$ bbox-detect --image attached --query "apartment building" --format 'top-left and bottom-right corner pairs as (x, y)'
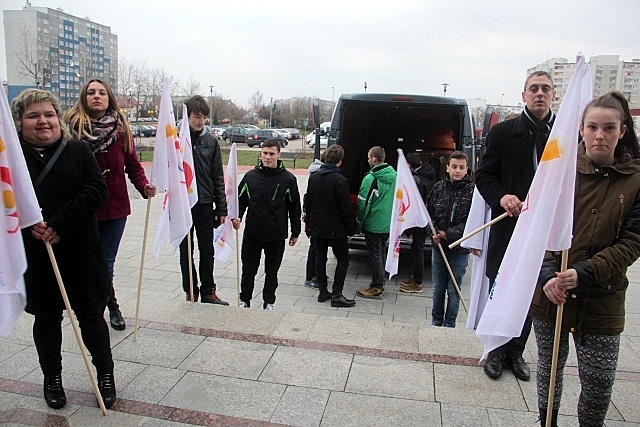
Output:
(528, 55), (640, 110)
(3, 1), (118, 109)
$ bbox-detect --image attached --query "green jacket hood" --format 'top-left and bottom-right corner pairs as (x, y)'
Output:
(370, 163), (396, 184)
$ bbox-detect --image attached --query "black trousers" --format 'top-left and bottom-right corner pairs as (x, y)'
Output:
(179, 203), (216, 295)
(240, 235), (285, 305)
(33, 309), (113, 377)
(315, 237), (349, 292)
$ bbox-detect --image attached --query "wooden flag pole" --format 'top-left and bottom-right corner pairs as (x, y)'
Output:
(427, 221), (469, 313)
(236, 228), (241, 307)
(448, 212), (509, 250)
(188, 232), (194, 303)
(134, 197), (152, 343)
(45, 243), (107, 416)
(546, 250), (569, 427)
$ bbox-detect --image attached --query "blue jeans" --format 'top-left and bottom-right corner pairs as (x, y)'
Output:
(315, 237), (349, 292)
(431, 250), (468, 327)
(364, 231), (389, 288)
(98, 217), (127, 302)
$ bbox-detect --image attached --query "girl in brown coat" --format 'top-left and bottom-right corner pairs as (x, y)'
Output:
(531, 92), (640, 426)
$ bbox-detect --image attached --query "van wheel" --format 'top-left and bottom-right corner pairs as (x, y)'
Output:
(225, 137), (231, 144)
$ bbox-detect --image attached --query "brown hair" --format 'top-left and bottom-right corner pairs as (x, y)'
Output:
(582, 91), (640, 159)
(64, 79), (134, 152)
(262, 138), (281, 152)
(524, 71), (553, 90)
(368, 146), (385, 162)
(11, 89), (71, 140)
(324, 144), (344, 164)
(449, 150), (468, 162)
(184, 95), (210, 117)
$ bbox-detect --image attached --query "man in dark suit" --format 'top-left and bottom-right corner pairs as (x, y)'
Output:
(475, 71), (556, 381)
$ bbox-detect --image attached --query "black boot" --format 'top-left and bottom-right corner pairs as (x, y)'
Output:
(538, 407), (559, 427)
(107, 296), (125, 331)
(44, 374), (66, 409)
(317, 284), (332, 303)
(331, 292), (355, 308)
(98, 372), (116, 409)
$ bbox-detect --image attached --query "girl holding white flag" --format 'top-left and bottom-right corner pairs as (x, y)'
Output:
(531, 92), (640, 427)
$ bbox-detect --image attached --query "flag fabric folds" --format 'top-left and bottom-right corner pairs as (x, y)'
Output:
(213, 143), (239, 262)
(0, 79), (43, 336)
(385, 149), (430, 280)
(152, 79), (193, 258)
(178, 105), (198, 208)
(476, 54), (593, 360)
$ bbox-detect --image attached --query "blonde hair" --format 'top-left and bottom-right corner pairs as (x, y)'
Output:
(11, 89), (71, 140)
(64, 79), (134, 153)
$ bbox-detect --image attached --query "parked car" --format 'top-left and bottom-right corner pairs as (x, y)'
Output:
(285, 128), (301, 139)
(139, 125), (156, 137)
(222, 126), (250, 144)
(276, 129), (293, 140)
(306, 121), (331, 148)
(211, 127), (227, 138)
(131, 125), (142, 137)
(245, 129), (288, 148)
(236, 124), (259, 130)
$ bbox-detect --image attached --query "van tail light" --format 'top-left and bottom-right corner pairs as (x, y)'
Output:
(391, 96), (413, 101)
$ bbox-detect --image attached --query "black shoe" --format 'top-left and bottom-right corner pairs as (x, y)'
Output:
(483, 354), (503, 379)
(44, 374), (66, 409)
(109, 308), (126, 331)
(98, 372), (116, 409)
(317, 289), (332, 303)
(507, 356), (531, 381)
(331, 294), (356, 308)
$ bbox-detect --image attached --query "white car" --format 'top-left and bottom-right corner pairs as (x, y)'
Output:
(306, 121), (330, 148)
(276, 129), (293, 139)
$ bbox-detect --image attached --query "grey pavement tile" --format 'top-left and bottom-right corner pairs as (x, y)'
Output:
(259, 346), (353, 391)
(67, 405), (149, 426)
(302, 307), (348, 318)
(161, 371), (286, 421)
(381, 303), (428, 317)
(272, 304), (306, 314)
(380, 322), (420, 352)
(0, 342), (26, 364)
(612, 378), (640, 422)
(392, 316), (429, 325)
(271, 385), (330, 427)
(271, 312), (319, 340)
(320, 391), (441, 427)
(342, 299), (383, 314)
(204, 306), (285, 335)
(0, 315), (34, 347)
(486, 408), (540, 426)
(395, 293), (433, 307)
(346, 312), (394, 322)
(0, 390), (83, 417)
(346, 355), (435, 401)
(441, 403), (490, 426)
(418, 325), (482, 358)
(295, 295), (327, 308)
(178, 336), (276, 380)
(119, 365), (187, 404)
(307, 316), (384, 348)
(434, 364), (528, 411)
(111, 328), (205, 369)
(0, 346), (39, 380)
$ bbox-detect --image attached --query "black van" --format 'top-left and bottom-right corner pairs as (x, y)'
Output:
(327, 93), (478, 250)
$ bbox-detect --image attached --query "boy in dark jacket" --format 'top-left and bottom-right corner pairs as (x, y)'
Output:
(428, 151), (474, 327)
(305, 145), (356, 307)
(232, 139), (301, 310)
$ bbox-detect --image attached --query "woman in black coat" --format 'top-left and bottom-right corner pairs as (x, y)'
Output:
(11, 89), (116, 410)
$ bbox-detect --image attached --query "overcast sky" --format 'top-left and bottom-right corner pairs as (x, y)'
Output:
(1, 0), (639, 107)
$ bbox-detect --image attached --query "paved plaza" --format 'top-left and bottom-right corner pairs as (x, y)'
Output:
(1, 165), (639, 426)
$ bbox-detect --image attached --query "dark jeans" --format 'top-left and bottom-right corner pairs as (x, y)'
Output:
(240, 235), (285, 305)
(431, 250), (468, 327)
(306, 236), (317, 281)
(98, 217), (127, 303)
(314, 237), (349, 293)
(408, 226), (428, 284)
(180, 203), (216, 295)
(364, 230), (389, 288)
(33, 310), (113, 377)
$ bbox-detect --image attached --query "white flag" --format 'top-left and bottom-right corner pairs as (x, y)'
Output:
(385, 149), (430, 279)
(476, 53), (593, 360)
(152, 79), (193, 257)
(0, 79), (43, 336)
(178, 104), (198, 208)
(213, 143), (239, 262)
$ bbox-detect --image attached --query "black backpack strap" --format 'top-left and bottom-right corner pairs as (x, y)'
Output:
(34, 140), (67, 190)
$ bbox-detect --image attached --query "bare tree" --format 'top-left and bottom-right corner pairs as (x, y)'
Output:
(181, 75), (202, 97)
(248, 90), (264, 112)
(12, 24), (45, 87)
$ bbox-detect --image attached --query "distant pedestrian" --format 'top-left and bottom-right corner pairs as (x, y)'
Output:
(427, 151), (474, 327)
(399, 152), (437, 293)
(355, 146), (396, 299)
(305, 145), (356, 307)
(232, 139), (301, 310)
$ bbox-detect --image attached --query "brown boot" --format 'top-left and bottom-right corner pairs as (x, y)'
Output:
(356, 287), (384, 299)
(185, 292), (199, 302)
(400, 282), (423, 293)
(201, 290), (229, 305)
(400, 276), (415, 286)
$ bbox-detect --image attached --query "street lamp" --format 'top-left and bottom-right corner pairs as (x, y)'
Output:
(500, 93), (505, 105)
(128, 90), (133, 122)
(332, 86), (335, 103)
(442, 82), (449, 96)
(364, 82), (367, 93)
(209, 85), (214, 125)
(269, 97), (274, 128)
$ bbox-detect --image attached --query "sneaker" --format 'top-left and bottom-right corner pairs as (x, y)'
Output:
(304, 278), (318, 288)
(239, 301), (250, 308)
(400, 283), (423, 293)
(185, 292), (199, 302)
(400, 276), (416, 286)
(200, 290), (230, 305)
(264, 303), (275, 311)
(356, 287), (384, 299)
